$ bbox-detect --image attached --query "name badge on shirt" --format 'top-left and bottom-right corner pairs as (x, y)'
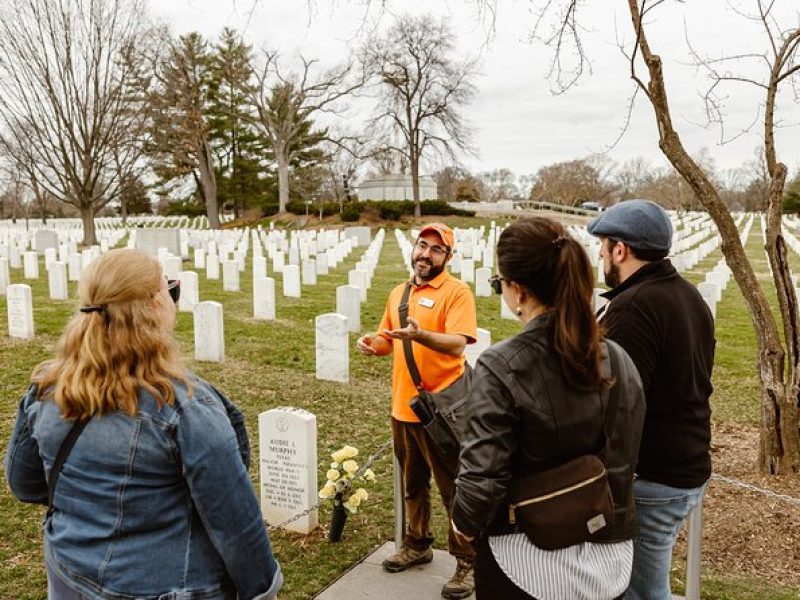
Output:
(418, 297), (435, 308)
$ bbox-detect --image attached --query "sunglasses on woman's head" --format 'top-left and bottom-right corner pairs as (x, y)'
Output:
(166, 279), (181, 304)
(489, 274), (507, 295)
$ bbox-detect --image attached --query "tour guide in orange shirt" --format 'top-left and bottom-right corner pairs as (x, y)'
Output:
(356, 222), (477, 599)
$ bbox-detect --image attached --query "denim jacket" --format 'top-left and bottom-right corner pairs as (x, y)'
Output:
(5, 375), (282, 600)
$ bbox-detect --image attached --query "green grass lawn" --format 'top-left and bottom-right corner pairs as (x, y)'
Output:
(0, 215), (797, 599)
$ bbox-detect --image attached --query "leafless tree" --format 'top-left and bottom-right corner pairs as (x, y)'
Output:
(0, 0), (148, 245)
(250, 53), (365, 213)
(530, 157), (618, 206)
(531, 0), (800, 474)
(361, 14), (478, 217)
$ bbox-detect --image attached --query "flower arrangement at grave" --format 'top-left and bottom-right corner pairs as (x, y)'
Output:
(318, 445), (377, 542)
(318, 445), (377, 512)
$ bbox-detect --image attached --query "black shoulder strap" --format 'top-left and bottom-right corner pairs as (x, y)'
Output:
(47, 419), (88, 516)
(398, 282), (424, 391)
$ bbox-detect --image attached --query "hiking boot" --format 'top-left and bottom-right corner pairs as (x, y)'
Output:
(441, 559), (474, 599)
(382, 546), (434, 573)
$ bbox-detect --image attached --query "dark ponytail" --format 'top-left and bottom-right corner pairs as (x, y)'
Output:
(496, 217), (606, 390)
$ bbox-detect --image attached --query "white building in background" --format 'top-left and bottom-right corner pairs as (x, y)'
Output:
(357, 174), (438, 201)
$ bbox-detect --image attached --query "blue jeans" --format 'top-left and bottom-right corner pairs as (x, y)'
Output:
(47, 563), (85, 600)
(626, 478), (707, 600)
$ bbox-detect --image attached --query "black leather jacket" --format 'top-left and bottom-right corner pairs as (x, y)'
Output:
(451, 313), (645, 542)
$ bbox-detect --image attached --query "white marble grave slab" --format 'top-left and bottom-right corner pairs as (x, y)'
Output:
(23, 251), (39, 279)
(282, 265), (301, 298)
(301, 259), (317, 286)
(253, 276), (276, 320)
(0, 257), (9, 296)
(475, 267), (491, 297)
(178, 271), (198, 313)
(193, 301), (225, 362)
(258, 407), (318, 534)
(222, 260), (240, 292)
(48, 262), (68, 300)
(315, 313), (349, 383)
(7, 284), (34, 339)
(336, 285), (361, 333)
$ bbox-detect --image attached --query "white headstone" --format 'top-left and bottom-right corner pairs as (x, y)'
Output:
(258, 407), (318, 534)
(253, 255), (267, 279)
(0, 257), (9, 296)
(178, 270), (199, 313)
(34, 230), (59, 255)
(23, 251), (39, 279)
(253, 276), (276, 320)
(465, 327), (491, 368)
(7, 284), (34, 339)
(348, 269), (368, 302)
(282, 265), (301, 298)
(206, 254), (220, 280)
(44, 247), (58, 271)
(336, 285), (361, 333)
(68, 253), (81, 282)
(475, 267), (492, 297)
(193, 301), (225, 362)
(135, 228), (181, 257)
(697, 282), (718, 319)
(315, 313), (349, 383)
(48, 261), (69, 300)
(163, 256), (182, 280)
(301, 259), (317, 286)
(194, 248), (206, 269)
(316, 253), (329, 276)
(222, 260), (240, 292)
(460, 258), (475, 283)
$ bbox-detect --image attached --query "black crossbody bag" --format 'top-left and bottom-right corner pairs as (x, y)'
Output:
(47, 419), (88, 519)
(398, 282), (472, 458)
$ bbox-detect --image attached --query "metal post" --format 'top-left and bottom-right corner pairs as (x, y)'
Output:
(685, 498), (703, 600)
(393, 453), (405, 551)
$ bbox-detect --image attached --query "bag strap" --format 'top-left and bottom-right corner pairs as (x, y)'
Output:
(398, 282), (424, 391)
(599, 341), (621, 458)
(47, 419), (88, 517)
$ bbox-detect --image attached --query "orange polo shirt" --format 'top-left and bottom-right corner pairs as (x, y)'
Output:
(377, 270), (477, 423)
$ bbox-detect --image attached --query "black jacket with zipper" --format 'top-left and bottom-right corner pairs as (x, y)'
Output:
(451, 313), (645, 542)
(600, 259), (715, 489)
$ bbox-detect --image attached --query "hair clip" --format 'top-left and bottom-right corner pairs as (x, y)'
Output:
(79, 306), (104, 314)
(552, 235), (569, 249)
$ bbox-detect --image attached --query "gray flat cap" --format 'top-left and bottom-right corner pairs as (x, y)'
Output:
(587, 199), (672, 251)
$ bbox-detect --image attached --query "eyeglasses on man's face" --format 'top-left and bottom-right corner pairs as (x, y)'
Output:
(166, 279), (181, 304)
(489, 274), (507, 295)
(414, 239), (449, 258)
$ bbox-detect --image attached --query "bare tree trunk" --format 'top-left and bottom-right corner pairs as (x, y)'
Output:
(277, 148), (290, 214)
(81, 205), (97, 246)
(199, 140), (220, 229)
(410, 146), (421, 218)
(627, 0), (800, 474)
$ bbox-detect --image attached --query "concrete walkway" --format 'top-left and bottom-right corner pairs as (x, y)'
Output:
(314, 542), (474, 600)
(314, 541), (686, 599)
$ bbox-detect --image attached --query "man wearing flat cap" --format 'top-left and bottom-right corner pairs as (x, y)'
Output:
(356, 223), (477, 599)
(588, 200), (715, 600)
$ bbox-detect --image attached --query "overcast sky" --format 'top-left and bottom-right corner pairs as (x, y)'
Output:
(148, 0), (800, 182)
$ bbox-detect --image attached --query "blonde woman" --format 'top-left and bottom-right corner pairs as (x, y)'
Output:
(6, 249), (282, 600)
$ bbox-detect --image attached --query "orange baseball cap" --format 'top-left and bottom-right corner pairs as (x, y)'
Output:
(417, 222), (454, 251)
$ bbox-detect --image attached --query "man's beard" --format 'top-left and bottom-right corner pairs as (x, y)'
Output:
(604, 261), (621, 289)
(414, 257), (445, 281)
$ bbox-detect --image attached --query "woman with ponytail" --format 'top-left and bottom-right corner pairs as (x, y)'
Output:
(6, 249), (282, 600)
(451, 217), (645, 599)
